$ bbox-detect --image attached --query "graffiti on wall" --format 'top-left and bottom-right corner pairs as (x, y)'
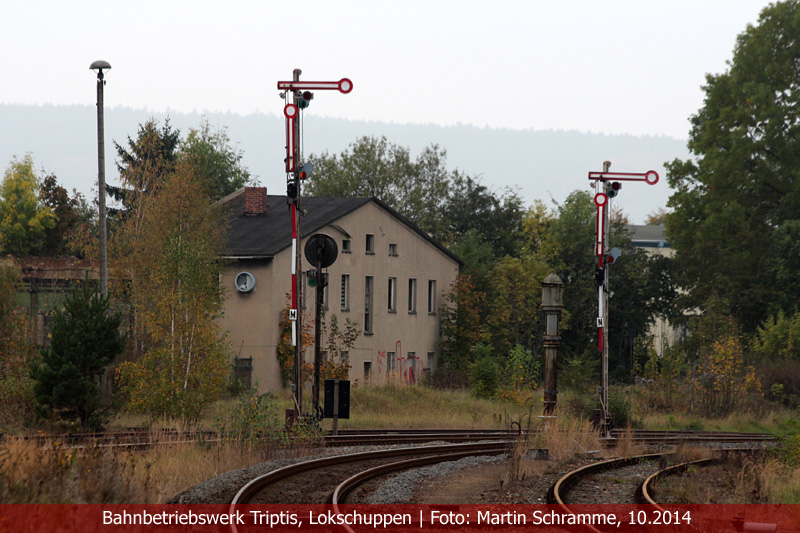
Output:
(375, 341), (419, 384)
(376, 350), (386, 376)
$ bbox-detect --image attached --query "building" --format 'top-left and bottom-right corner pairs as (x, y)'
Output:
(218, 187), (462, 393)
(6, 256), (100, 345)
(628, 224), (680, 355)
(627, 224), (672, 259)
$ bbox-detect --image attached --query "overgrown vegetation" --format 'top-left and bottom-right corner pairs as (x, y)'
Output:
(30, 279), (126, 430)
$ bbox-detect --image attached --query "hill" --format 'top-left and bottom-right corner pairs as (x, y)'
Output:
(0, 104), (688, 223)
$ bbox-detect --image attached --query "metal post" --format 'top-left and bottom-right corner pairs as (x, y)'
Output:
(332, 379), (340, 436)
(601, 160), (611, 437)
(91, 61), (110, 298)
(313, 267), (324, 416)
(293, 68), (304, 415)
(542, 273), (564, 418)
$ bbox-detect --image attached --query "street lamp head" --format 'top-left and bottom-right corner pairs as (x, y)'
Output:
(90, 60), (111, 71)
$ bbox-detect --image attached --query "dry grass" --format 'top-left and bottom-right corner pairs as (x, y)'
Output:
(7, 382), (799, 504)
(612, 425), (647, 458)
(500, 408), (604, 486)
(527, 408), (603, 462)
(653, 450), (800, 504)
(670, 443), (714, 464)
(329, 381), (529, 430)
(0, 431), (294, 504)
(2, 383), (532, 503)
(0, 437), (147, 503)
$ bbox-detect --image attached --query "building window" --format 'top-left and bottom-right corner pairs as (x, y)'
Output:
(387, 351), (396, 373)
(388, 277), (397, 312)
(407, 352), (417, 383)
(342, 239), (351, 253)
(408, 278), (417, 313)
(364, 276), (373, 334)
(366, 234), (375, 254)
(363, 361), (371, 380)
(427, 352), (435, 371)
(427, 280), (437, 314)
(340, 274), (350, 311)
(389, 243), (398, 256)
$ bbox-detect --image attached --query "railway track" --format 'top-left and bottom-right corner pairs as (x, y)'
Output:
(229, 441), (508, 506)
(4, 426), (774, 450)
(228, 429), (774, 507)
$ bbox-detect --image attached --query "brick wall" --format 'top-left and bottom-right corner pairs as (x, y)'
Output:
(244, 187), (267, 216)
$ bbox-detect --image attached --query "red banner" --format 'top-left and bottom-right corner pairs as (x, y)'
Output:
(0, 504), (797, 532)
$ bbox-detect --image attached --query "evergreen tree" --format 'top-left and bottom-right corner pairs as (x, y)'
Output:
(30, 281), (125, 430)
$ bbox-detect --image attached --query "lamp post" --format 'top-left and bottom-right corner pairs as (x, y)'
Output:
(90, 60), (110, 298)
(541, 273), (564, 417)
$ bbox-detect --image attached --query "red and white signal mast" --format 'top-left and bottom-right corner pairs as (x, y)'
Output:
(588, 162), (658, 436)
(278, 69), (352, 416)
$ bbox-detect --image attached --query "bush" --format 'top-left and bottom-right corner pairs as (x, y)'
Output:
(506, 344), (540, 389)
(470, 344), (499, 399)
(752, 310), (800, 361)
(560, 350), (598, 393)
(608, 391), (636, 429)
(759, 360), (800, 407)
(425, 367), (469, 390)
(559, 389), (596, 421)
(214, 391), (284, 448)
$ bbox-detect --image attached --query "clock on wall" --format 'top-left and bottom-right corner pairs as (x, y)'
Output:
(235, 272), (256, 293)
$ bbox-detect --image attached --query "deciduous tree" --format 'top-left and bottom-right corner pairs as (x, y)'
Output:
(0, 262), (37, 427)
(179, 119), (255, 201)
(666, 0), (800, 332)
(116, 162), (229, 422)
(0, 155), (55, 256)
(306, 136), (451, 236)
(39, 173), (95, 257)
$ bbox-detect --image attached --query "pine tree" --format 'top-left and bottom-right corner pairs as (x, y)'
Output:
(30, 280), (125, 430)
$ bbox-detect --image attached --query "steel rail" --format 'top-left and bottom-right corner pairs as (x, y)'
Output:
(636, 457), (716, 505)
(329, 442), (508, 505)
(547, 453), (666, 533)
(547, 453), (666, 506)
(229, 440), (510, 506)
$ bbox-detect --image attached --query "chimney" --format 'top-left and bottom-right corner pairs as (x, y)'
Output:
(244, 187), (268, 216)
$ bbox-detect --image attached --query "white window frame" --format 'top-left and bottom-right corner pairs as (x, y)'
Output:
(388, 277), (397, 312)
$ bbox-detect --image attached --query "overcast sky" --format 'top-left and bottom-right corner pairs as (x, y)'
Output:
(1, 1), (773, 138)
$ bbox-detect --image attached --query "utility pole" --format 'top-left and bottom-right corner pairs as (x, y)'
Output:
(90, 60), (111, 298)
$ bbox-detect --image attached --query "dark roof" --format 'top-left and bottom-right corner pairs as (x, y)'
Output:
(219, 190), (463, 265)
